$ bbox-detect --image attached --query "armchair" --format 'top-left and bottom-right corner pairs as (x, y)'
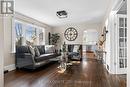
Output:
(67, 44), (82, 61)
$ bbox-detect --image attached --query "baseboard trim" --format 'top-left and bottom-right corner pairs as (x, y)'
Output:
(4, 64), (16, 72)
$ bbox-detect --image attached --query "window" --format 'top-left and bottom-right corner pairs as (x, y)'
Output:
(118, 16), (127, 68)
(39, 29), (44, 45)
(14, 20), (45, 47)
(15, 22), (23, 46)
(25, 25), (36, 45)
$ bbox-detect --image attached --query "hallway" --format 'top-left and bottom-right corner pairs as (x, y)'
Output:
(4, 58), (126, 87)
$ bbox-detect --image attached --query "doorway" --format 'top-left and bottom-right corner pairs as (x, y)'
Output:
(83, 30), (99, 59)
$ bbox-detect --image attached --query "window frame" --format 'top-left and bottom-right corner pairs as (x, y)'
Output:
(12, 19), (45, 53)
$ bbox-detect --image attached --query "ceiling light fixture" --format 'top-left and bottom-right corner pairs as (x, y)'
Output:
(56, 10), (67, 18)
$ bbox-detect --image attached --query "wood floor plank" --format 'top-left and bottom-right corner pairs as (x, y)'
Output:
(4, 58), (126, 87)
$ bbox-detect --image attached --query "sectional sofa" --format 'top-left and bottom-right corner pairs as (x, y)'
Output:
(16, 45), (61, 69)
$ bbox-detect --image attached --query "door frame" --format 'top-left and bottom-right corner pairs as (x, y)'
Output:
(0, 15), (4, 87)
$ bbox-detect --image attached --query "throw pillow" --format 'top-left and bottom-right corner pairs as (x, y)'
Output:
(73, 45), (80, 52)
(37, 46), (45, 55)
(34, 47), (40, 57)
(29, 46), (35, 56)
(45, 45), (55, 54)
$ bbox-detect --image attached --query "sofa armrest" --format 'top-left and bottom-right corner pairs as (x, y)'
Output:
(15, 53), (35, 68)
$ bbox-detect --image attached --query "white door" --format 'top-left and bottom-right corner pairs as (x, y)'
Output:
(116, 14), (127, 74)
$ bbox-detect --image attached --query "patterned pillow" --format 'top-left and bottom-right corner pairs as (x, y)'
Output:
(29, 46), (35, 56)
(73, 45), (80, 52)
(34, 47), (40, 57)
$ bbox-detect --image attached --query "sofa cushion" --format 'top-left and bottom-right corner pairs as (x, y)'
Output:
(68, 52), (79, 56)
(55, 53), (61, 56)
(16, 46), (30, 54)
(45, 45), (55, 54)
(29, 46), (35, 56)
(68, 45), (74, 52)
(35, 53), (56, 62)
(36, 46), (45, 55)
(34, 47), (40, 57)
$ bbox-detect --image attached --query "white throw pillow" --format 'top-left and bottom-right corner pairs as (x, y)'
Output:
(73, 45), (79, 52)
(29, 46), (35, 56)
(45, 45), (55, 53)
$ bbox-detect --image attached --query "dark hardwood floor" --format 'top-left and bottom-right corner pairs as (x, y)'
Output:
(4, 58), (126, 87)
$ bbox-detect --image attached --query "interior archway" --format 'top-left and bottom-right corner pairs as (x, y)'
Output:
(83, 29), (99, 59)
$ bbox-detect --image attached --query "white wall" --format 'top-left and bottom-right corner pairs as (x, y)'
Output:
(104, 13), (116, 74)
(100, 0), (120, 30)
(83, 30), (99, 45)
(52, 22), (102, 49)
(4, 16), (15, 67)
(4, 12), (53, 71)
(0, 14), (4, 87)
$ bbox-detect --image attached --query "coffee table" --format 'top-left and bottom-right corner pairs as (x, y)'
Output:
(58, 52), (72, 73)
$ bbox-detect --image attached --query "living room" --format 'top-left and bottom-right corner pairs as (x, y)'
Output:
(0, 0), (129, 87)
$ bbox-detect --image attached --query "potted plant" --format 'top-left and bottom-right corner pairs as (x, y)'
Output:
(50, 33), (60, 53)
(50, 33), (60, 46)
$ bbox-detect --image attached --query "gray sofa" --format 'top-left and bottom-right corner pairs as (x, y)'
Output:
(15, 45), (61, 69)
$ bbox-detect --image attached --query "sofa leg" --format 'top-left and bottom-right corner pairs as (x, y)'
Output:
(80, 58), (82, 61)
(16, 67), (21, 70)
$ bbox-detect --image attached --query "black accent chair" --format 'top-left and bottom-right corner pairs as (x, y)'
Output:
(15, 45), (61, 69)
(67, 44), (82, 61)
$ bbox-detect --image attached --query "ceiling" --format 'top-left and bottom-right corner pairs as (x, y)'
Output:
(117, 1), (127, 14)
(15, 0), (111, 27)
